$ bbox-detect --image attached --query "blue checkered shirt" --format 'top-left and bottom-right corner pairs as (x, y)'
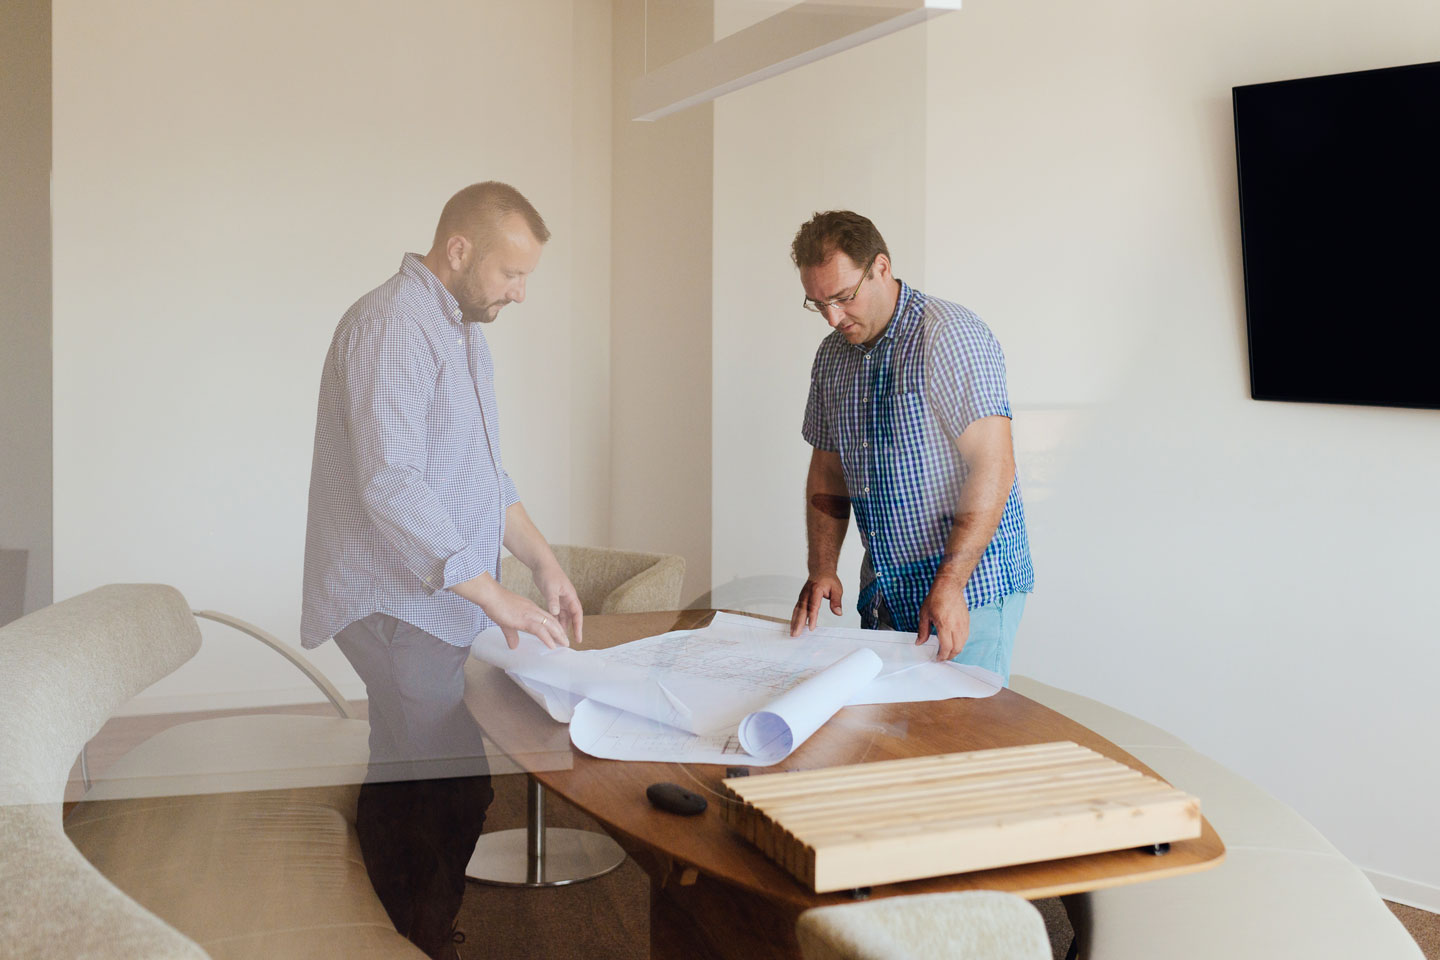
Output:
(802, 281), (1034, 632)
(301, 254), (519, 649)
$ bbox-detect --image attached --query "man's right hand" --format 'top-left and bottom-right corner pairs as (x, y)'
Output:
(453, 573), (571, 650)
(790, 573), (844, 636)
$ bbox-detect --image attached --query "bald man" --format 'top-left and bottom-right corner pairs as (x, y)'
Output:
(302, 182), (580, 959)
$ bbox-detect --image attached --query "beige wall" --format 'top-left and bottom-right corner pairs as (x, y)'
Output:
(52, 0), (613, 711)
(0, 0), (53, 620)
(610, 0), (714, 603)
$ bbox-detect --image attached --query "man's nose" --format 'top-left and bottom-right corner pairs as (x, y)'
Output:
(822, 304), (845, 326)
(511, 278), (527, 304)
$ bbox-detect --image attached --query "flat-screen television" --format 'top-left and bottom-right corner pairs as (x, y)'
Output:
(1233, 60), (1440, 410)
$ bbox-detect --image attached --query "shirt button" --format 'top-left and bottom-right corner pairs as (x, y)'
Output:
(863, 486), (870, 493)
(862, 441), (868, 448)
(862, 396), (868, 403)
(456, 337), (464, 346)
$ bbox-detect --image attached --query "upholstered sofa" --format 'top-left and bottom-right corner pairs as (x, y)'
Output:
(0, 584), (423, 959)
(1011, 675), (1423, 960)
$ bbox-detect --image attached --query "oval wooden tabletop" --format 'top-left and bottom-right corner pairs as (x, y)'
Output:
(462, 610), (1225, 908)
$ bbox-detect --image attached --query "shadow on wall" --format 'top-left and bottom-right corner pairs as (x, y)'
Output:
(0, 550), (26, 627)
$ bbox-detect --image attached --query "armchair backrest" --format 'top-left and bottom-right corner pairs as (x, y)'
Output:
(500, 545), (686, 615)
(0, 583), (201, 807)
(0, 583), (208, 959)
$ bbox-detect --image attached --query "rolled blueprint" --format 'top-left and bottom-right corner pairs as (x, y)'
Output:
(737, 648), (883, 764)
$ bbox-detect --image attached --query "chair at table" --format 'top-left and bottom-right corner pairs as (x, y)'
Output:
(796, 890), (1052, 960)
(500, 544), (685, 614)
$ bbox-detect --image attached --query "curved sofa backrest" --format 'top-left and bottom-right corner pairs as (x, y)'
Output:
(0, 583), (208, 959)
(0, 583), (201, 807)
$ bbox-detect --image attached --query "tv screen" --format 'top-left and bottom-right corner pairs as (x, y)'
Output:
(1233, 60), (1440, 410)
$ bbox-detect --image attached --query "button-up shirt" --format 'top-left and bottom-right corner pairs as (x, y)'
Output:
(802, 281), (1034, 631)
(301, 254), (519, 648)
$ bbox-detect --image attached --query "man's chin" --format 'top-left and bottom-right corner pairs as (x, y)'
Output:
(465, 305), (504, 324)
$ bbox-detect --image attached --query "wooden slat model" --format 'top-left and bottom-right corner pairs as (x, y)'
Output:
(719, 741), (1202, 893)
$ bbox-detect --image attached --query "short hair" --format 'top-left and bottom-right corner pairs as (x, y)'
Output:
(790, 210), (889, 270)
(433, 181), (550, 256)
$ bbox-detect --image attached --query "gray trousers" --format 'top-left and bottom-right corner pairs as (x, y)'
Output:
(334, 613), (494, 958)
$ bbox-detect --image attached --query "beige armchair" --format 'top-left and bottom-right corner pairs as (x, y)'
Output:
(500, 544), (685, 615)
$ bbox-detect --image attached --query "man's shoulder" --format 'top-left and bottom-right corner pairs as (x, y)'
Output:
(341, 267), (438, 327)
(915, 295), (1001, 352)
(917, 293), (985, 331)
(332, 269), (445, 350)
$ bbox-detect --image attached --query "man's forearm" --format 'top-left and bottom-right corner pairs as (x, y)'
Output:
(806, 458), (850, 575)
(503, 502), (559, 572)
(937, 458), (1012, 585)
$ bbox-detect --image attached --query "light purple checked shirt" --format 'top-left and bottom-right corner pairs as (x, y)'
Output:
(301, 254), (519, 649)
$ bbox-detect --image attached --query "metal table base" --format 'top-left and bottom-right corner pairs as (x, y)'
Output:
(466, 775), (627, 887)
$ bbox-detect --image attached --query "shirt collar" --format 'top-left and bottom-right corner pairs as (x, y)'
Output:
(401, 253), (464, 326)
(852, 279), (919, 353)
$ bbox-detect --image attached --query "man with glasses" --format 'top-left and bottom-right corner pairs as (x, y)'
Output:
(787, 210), (1034, 685)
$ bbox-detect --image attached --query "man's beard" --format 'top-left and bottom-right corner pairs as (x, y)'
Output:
(463, 300), (506, 323)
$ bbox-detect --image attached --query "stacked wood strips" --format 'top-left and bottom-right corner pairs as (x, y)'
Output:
(720, 741), (1201, 893)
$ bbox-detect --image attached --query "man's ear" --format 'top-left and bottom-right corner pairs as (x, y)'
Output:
(445, 235), (471, 271)
(873, 252), (893, 280)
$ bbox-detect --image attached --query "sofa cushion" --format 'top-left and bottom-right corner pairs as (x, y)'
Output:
(1, 803), (208, 960)
(66, 787), (422, 959)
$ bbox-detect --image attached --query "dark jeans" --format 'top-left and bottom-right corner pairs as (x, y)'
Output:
(335, 613), (494, 959)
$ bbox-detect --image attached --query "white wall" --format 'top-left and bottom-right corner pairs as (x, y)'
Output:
(52, 0), (612, 712)
(710, 12), (927, 622)
(920, 0), (1440, 903)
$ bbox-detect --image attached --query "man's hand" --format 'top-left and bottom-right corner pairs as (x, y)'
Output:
(790, 573), (844, 636)
(452, 573), (570, 651)
(916, 571), (970, 661)
(532, 560), (584, 647)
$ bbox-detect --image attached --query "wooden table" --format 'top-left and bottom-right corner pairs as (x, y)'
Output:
(464, 610), (1225, 957)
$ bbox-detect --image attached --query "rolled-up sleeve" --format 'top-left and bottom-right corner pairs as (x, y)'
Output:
(341, 317), (482, 593)
(500, 470), (520, 510)
(923, 315), (1012, 441)
(802, 348), (839, 451)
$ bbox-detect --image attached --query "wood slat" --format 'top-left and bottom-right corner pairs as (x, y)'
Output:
(721, 741), (1202, 893)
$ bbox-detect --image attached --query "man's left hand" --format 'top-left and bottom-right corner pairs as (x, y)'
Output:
(533, 561), (584, 646)
(916, 572), (969, 661)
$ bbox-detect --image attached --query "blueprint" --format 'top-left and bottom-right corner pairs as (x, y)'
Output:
(470, 612), (1002, 765)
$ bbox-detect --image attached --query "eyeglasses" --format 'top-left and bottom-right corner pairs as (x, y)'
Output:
(802, 256), (876, 314)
